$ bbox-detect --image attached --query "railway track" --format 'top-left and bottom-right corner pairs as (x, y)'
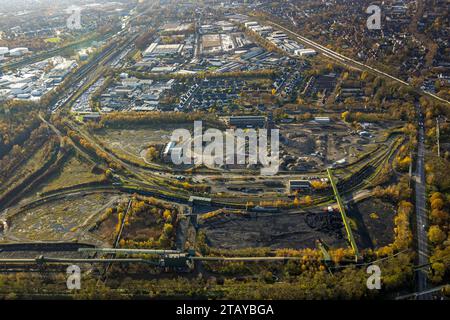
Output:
(0, 30), (118, 71)
(51, 42), (120, 112)
(1, 132), (403, 223)
(260, 15), (450, 106)
(1, 185), (123, 222)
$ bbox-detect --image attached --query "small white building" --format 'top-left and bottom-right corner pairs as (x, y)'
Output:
(9, 47), (29, 57)
(0, 47), (8, 60)
(163, 141), (177, 162)
(9, 83), (30, 94)
(295, 48), (317, 56)
(244, 21), (259, 27)
(17, 93), (31, 99)
(31, 89), (43, 96)
(314, 116), (330, 123)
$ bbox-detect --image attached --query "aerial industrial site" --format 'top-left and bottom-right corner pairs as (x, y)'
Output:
(0, 0), (448, 305)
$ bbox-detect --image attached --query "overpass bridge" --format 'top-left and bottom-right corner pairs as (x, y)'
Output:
(327, 169), (360, 262)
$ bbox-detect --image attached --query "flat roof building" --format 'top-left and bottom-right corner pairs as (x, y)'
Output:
(82, 113), (101, 122)
(143, 43), (184, 57)
(163, 141), (176, 162)
(288, 180), (312, 193)
(295, 48), (317, 56)
(228, 115), (266, 128)
(244, 21), (259, 27)
(314, 116), (331, 123)
(9, 47), (29, 56)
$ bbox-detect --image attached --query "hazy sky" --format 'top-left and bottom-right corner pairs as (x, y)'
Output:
(0, 0), (130, 14)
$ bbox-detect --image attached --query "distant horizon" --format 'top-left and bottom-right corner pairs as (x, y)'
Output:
(0, 0), (448, 303)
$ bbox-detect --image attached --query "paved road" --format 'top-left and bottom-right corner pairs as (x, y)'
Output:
(414, 105), (430, 299)
(396, 284), (446, 300)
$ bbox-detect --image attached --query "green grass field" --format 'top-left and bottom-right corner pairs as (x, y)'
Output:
(44, 37), (62, 43)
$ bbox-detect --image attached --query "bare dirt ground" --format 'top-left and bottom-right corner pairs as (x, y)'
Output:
(280, 120), (392, 170)
(93, 124), (193, 164)
(1, 193), (125, 244)
(198, 211), (348, 250)
(198, 196), (396, 251)
(348, 197), (396, 248)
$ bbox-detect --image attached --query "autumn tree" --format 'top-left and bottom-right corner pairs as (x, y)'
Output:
(146, 146), (158, 161)
(341, 111), (350, 122)
(428, 225), (446, 245)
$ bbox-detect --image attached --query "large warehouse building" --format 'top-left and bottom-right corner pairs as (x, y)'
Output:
(228, 116), (267, 128)
(142, 42), (184, 57)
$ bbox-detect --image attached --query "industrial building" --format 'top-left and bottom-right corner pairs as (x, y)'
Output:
(314, 116), (331, 123)
(143, 43), (184, 57)
(287, 180), (312, 193)
(295, 48), (317, 56)
(9, 47), (29, 56)
(228, 115), (266, 128)
(163, 141), (177, 162)
(81, 113), (102, 122)
(0, 56), (75, 101)
(0, 47), (8, 60)
(244, 21), (317, 57)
